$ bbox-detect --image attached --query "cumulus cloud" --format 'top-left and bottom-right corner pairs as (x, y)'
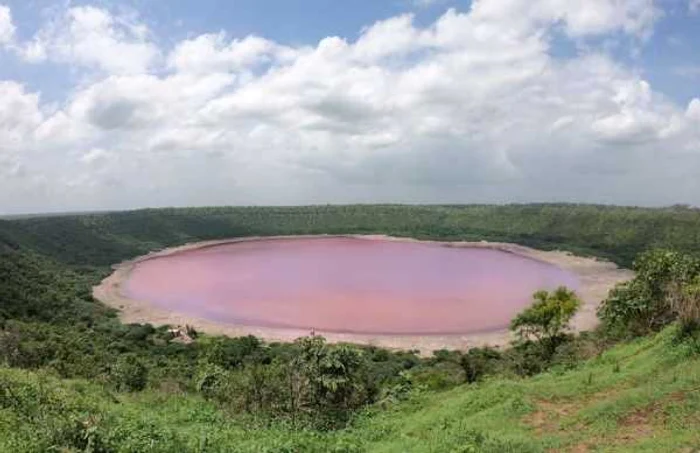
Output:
(19, 6), (159, 74)
(167, 33), (299, 75)
(0, 81), (42, 146)
(0, 0), (698, 213)
(469, 0), (659, 39)
(0, 81), (44, 204)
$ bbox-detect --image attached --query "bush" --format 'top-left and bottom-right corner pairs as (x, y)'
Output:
(200, 335), (267, 369)
(549, 334), (601, 370)
(411, 363), (464, 391)
(598, 250), (700, 337)
(667, 276), (700, 338)
(110, 353), (148, 392)
(290, 337), (373, 427)
(459, 347), (502, 383)
(503, 341), (550, 377)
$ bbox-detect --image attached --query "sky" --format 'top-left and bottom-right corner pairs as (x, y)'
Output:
(0, 0), (699, 214)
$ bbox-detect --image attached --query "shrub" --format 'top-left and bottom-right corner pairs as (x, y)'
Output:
(200, 335), (266, 369)
(292, 337), (371, 426)
(503, 341), (550, 377)
(549, 335), (594, 370)
(459, 347), (502, 383)
(195, 363), (229, 398)
(110, 354), (148, 392)
(598, 250), (700, 337)
(666, 276), (700, 338)
(411, 363), (464, 391)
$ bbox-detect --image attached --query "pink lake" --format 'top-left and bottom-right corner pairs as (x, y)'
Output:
(123, 237), (579, 335)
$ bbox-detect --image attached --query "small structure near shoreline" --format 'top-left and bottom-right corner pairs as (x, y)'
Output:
(168, 325), (196, 344)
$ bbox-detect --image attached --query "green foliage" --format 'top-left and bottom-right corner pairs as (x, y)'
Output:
(459, 347), (503, 383)
(291, 337), (371, 426)
(410, 363), (465, 391)
(111, 353), (148, 391)
(547, 332), (603, 371)
(510, 287), (581, 351)
(0, 245), (109, 325)
(667, 276), (700, 337)
(199, 335), (266, 369)
(194, 362), (228, 397)
(598, 249), (700, 337)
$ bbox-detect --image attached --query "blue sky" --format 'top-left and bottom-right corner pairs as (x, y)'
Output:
(7, 0), (461, 42)
(641, 3), (700, 104)
(0, 0), (699, 213)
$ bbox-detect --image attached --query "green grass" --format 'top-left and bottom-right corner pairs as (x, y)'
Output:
(3, 327), (699, 452)
(351, 327), (700, 452)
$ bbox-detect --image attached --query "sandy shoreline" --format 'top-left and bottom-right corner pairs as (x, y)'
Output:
(93, 235), (633, 354)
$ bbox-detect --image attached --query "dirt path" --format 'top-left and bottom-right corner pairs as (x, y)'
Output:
(92, 235), (633, 354)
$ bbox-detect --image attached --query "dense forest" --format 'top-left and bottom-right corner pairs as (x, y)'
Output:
(1, 204), (700, 451)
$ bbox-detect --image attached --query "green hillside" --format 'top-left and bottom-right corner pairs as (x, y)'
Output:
(1, 204), (700, 452)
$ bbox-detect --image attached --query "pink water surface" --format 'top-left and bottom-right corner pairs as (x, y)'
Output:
(123, 237), (579, 335)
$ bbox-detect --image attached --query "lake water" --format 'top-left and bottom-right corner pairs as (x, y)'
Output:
(124, 237), (579, 335)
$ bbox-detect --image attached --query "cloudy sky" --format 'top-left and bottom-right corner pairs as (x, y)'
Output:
(0, 0), (699, 214)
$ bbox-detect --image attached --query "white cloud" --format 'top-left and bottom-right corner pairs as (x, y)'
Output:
(0, 1), (699, 213)
(0, 5), (15, 45)
(353, 14), (423, 61)
(687, 99), (700, 121)
(0, 81), (42, 142)
(470, 0), (659, 38)
(590, 80), (680, 143)
(0, 81), (43, 194)
(20, 6), (159, 74)
(167, 33), (299, 75)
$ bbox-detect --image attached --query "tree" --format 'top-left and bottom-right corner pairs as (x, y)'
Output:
(292, 336), (368, 425)
(510, 287), (581, 352)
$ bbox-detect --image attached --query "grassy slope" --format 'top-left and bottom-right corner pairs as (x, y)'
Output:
(356, 327), (700, 452)
(2, 328), (699, 452)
